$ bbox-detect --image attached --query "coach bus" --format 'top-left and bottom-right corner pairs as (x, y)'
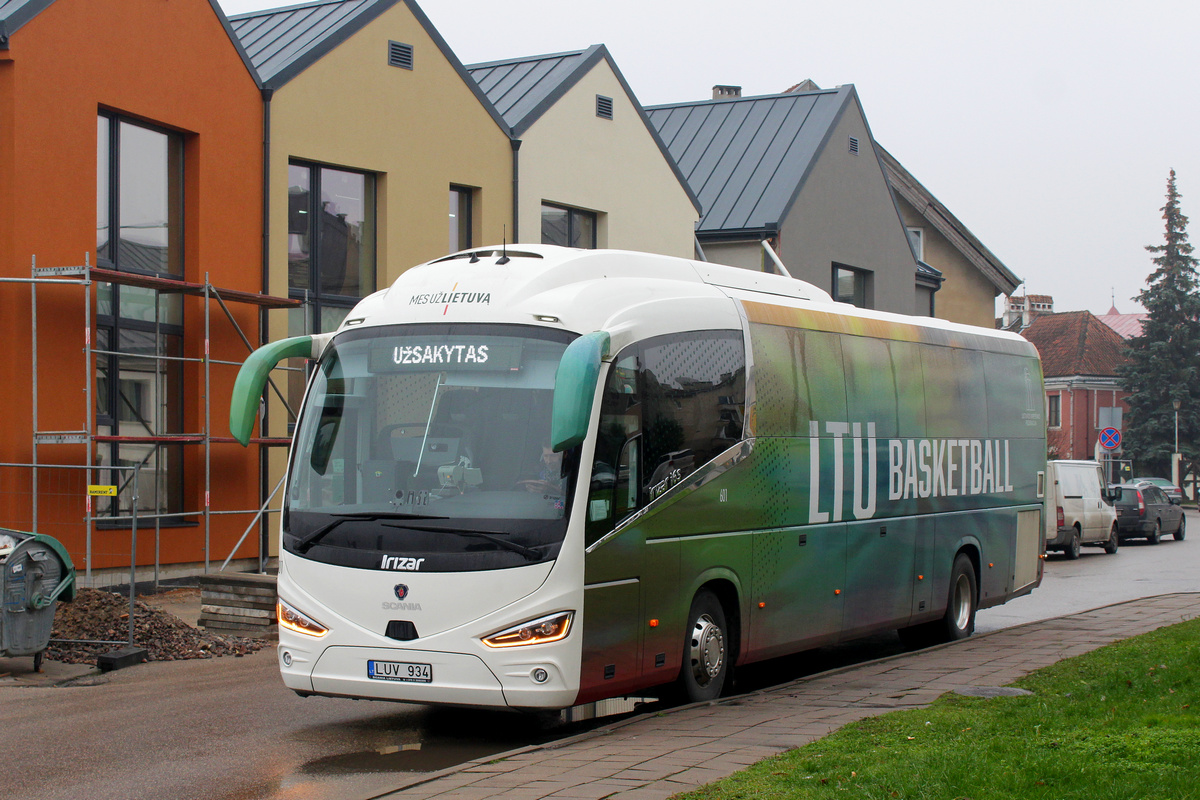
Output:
(230, 245), (1046, 710)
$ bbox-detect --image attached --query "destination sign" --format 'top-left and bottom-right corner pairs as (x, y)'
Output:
(368, 338), (523, 373)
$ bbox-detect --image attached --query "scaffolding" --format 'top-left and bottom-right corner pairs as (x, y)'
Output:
(2, 255), (300, 584)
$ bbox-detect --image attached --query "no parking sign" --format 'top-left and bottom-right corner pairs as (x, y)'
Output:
(1099, 427), (1121, 450)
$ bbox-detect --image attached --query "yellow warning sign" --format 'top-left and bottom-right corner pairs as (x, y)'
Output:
(87, 485), (117, 496)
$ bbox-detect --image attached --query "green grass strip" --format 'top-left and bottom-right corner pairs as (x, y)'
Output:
(676, 618), (1200, 800)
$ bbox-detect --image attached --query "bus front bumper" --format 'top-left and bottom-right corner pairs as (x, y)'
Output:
(280, 642), (578, 709)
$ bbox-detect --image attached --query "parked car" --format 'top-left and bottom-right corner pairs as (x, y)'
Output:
(1132, 476), (1184, 504)
(1112, 481), (1186, 543)
(1044, 460), (1119, 558)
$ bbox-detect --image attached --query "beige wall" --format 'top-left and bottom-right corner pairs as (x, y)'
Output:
(702, 240), (766, 271)
(778, 100), (918, 314)
(518, 61), (697, 258)
(895, 200), (999, 327)
(267, 1), (512, 309)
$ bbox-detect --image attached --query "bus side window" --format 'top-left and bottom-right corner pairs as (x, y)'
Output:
(585, 354), (640, 546)
(615, 437), (640, 523)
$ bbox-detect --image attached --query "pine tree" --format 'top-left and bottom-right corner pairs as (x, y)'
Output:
(1119, 170), (1200, 478)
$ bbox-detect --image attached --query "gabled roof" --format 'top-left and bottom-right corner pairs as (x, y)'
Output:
(2, 0), (260, 83)
(0, 0), (52, 47)
(1097, 312), (1147, 339)
(467, 46), (597, 136)
(645, 86), (854, 236)
(229, 0), (505, 134)
(879, 145), (1020, 295)
(1020, 310), (1129, 378)
(467, 44), (701, 214)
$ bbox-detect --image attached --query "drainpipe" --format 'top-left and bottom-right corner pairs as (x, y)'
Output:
(510, 138), (521, 242)
(259, 86), (272, 569)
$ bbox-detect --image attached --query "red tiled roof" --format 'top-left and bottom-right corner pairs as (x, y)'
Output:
(1020, 310), (1130, 378)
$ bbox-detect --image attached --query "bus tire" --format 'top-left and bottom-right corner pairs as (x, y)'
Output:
(679, 590), (728, 703)
(940, 554), (977, 642)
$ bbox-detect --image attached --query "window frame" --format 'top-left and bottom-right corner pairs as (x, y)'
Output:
(832, 263), (873, 309)
(1047, 393), (1062, 429)
(449, 185), (474, 253)
(540, 202), (597, 249)
(95, 112), (187, 520)
(287, 160), (378, 335)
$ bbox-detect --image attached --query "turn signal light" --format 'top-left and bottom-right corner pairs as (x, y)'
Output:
(482, 611), (574, 648)
(277, 598), (329, 638)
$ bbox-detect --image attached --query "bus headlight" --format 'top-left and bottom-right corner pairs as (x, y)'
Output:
(278, 598), (329, 638)
(482, 611), (574, 648)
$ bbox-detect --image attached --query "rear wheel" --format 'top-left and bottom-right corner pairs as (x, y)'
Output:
(1103, 523), (1119, 554)
(1064, 527), (1081, 560)
(941, 554), (978, 641)
(1149, 519), (1162, 544)
(679, 590), (729, 703)
(1175, 513), (1187, 541)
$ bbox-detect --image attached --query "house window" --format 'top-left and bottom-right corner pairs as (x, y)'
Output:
(541, 203), (597, 249)
(833, 264), (872, 308)
(96, 113), (186, 519)
(287, 162), (376, 334)
(449, 185), (473, 253)
(906, 227), (924, 261)
(1048, 394), (1061, 428)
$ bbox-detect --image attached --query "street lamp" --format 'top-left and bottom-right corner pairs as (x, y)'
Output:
(1173, 398), (1181, 488)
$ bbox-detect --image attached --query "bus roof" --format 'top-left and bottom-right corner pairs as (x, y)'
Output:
(338, 245), (1035, 359)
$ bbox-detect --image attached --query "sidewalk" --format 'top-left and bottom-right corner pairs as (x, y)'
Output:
(376, 593), (1200, 800)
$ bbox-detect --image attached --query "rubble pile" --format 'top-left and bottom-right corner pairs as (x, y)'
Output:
(46, 588), (269, 664)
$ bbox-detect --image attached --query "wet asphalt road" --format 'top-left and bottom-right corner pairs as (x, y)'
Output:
(2, 509), (1195, 800)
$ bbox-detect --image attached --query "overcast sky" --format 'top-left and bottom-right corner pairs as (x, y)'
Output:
(218, 0), (1200, 316)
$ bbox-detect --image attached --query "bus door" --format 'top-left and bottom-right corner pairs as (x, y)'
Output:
(580, 356), (647, 700)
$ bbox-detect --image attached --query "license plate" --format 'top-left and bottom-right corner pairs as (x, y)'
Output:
(367, 660), (432, 683)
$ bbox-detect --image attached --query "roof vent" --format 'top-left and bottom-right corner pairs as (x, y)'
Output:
(848, 136), (860, 155)
(388, 41), (414, 70)
(596, 95), (613, 119)
(712, 85), (741, 100)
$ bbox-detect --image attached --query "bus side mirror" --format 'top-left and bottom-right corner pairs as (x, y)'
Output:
(229, 335), (320, 446)
(550, 331), (610, 453)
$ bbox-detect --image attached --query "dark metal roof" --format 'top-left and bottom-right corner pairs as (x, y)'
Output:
(230, 0), (388, 88)
(0, 0), (52, 47)
(879, 144), (1020, 295)
(646, 87), (853, 235)
(467, 46), (597, 136)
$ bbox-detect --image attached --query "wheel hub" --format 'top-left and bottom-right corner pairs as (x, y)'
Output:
(689, 614), (724, 686)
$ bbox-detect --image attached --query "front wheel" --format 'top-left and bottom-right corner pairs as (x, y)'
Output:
(1149, 520), (1162, 545)
(1064, 527), (1081, 560)
(1104, 523), (1119, 554)
(1175, 513), (1187, 541)
(679, 590), (729, 703)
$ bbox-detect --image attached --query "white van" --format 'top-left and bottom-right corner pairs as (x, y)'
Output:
(1044, 460), (1119, 558)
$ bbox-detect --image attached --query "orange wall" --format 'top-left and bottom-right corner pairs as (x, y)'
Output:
(0, 0), (265, 572)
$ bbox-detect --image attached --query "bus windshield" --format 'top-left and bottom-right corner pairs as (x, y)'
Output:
(284, 323), (579, 571)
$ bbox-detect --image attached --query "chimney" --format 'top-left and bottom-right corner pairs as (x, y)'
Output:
(712, 85), (741, 100)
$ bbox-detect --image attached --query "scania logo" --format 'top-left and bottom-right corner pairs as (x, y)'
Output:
(394, 584), (409, 601)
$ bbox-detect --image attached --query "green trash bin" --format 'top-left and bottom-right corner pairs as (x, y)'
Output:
(0, 530), (76, 672)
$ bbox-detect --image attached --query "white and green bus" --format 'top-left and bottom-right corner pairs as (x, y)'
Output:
(231, 245), (1046, 710)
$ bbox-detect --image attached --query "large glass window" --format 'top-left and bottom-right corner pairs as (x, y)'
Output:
(284, 324), (578, 572)
(449, 186), (473, 253)
(541, 203), (597, 249)
(95, 114), (186, 519)
(288, 162), (377, 334)
(586, 331), (745, 543)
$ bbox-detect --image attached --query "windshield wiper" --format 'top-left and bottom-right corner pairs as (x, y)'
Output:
(382, 523), (542, 561)
(293, 512), (448, 553)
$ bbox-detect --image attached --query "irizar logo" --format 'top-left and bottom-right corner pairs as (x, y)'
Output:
(381, 555), (426, 571)
(807, 420), (1016, 524)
